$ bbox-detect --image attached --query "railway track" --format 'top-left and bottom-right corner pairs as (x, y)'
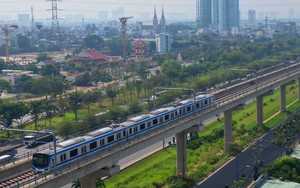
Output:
(0, 170), (34, 188)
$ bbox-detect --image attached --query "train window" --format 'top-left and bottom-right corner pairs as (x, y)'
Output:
(129, 128), (132, 134)
(159, 117), (163, 123)
(100, 139), (104, 146)
(153, 119), (158, 125)
(117, 133), (121, 139)
(147, 122), (151, 128)
(196, 103), (200, 108)
(70, 149), (78, 158)
(108, 135), (114, 143)
(81, 146), (87, 153)
(165, 114), (169, 120)
(171, 113), (174, 118)
(90, 142), (97, 150)
(123, 131), (126, 137)
(60, 153), (66, 162)
(187, 106), (191, 112)
(175, 111), (178, 116)
(140, 123), (145, 130)
(179, 110), (182, 115)
(134, 127), (138, 133)
(205, 100), (208, 105)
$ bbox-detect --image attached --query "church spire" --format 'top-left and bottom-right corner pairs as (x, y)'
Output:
(159, 7), (166, 33)
(153, 6), (158, 32)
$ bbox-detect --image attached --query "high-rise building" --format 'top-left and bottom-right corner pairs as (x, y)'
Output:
(156, 33), (171, 54)
(196, 0), (212, 28)
(248, 10), (256, 25)
(212, 0), (219, 26)
(218, 0), (239, 34)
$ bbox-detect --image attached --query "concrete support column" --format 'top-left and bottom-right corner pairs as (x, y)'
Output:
(256, 95), (263, 126)
(298, 78), (300, 100)
(224, 109), (233, 152)
(81, 175), (97, 188)
(280, 85), (286, 112)
(80, 166), (120, 188)
(176, 131), (187, 176)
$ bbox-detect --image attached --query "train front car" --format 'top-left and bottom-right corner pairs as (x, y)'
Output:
(32, 152), (51, 172)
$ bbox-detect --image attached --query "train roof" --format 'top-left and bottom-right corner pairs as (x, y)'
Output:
(128, 115), (150, 122)
(57, 137), (86, 148)
(178, 99), (194, 105)
(85, 127), (113, 137)
(149, 107), (175, 115)
(195, 94), (213, 100)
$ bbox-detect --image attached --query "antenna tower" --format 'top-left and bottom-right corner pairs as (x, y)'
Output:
(48, 0), (61, 45)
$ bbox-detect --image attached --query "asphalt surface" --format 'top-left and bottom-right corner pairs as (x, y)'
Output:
(196, 125), (288, 188)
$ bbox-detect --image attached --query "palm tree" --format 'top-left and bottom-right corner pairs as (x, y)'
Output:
(71, 179), (81, 188)
(96, 178), (105, 188)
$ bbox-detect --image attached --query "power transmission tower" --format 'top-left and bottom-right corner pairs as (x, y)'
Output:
(48, 0), (61, 46)
(119, 16), (133, 59)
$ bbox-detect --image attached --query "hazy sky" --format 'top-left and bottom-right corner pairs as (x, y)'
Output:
(0, 0), (300, 21)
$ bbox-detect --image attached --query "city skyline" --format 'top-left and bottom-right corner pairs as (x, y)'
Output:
(0, 0), (300, 21)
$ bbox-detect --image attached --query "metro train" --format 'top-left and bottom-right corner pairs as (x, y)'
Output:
(32, 94), (215, 172)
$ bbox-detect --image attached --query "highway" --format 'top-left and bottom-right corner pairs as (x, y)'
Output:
(1, 62), (300, 187)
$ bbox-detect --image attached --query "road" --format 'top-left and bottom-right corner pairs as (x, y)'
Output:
(196, 123), (287, 188)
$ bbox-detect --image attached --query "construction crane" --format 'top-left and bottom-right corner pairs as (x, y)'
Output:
(119, 16), (133, 59)
(2, 24), (18, 62)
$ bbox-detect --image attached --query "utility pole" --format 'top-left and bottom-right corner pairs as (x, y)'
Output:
(48, 0), (61, 46)
(119, 16), (133, 59)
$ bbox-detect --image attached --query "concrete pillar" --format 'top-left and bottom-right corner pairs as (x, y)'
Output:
(81, 175), (97, 188)
(298, 78), (300, 100)
(256, 95), (263, 126)
(80, 166), (120, 188)
(224, 109), (233, 152)
(280, 85), (286, 112)
(176, 131), (187, 176)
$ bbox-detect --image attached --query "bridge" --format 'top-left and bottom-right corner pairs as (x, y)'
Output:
(1, 62), (300, 188)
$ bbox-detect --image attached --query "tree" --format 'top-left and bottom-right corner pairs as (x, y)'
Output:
(105, 83), (118, 104)
(68, 91), (84, 122)
(128, 100), (142, 114)
(17, 34), (31, 50)
(56, 95), (70, 116)
(0, 79), (13, 93)
(36, 53), (52, 62)
(0, 102), (29, 137)
(29, 100), (45, 130)
(83, 35), (103, 51)
(161, 60), (182, 80)
(41, 64), (60, 77)
(44, 100), (58, 126)
(82, 91), (97, 114)
(74, 73), (93, 86)
(13, 102), (31, 129)
(71, 179), (81, 188)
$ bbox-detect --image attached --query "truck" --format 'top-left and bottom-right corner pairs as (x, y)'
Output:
(23, 132), (54, 147)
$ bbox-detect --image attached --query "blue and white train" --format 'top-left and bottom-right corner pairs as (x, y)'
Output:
(32, 94), (215, 172)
